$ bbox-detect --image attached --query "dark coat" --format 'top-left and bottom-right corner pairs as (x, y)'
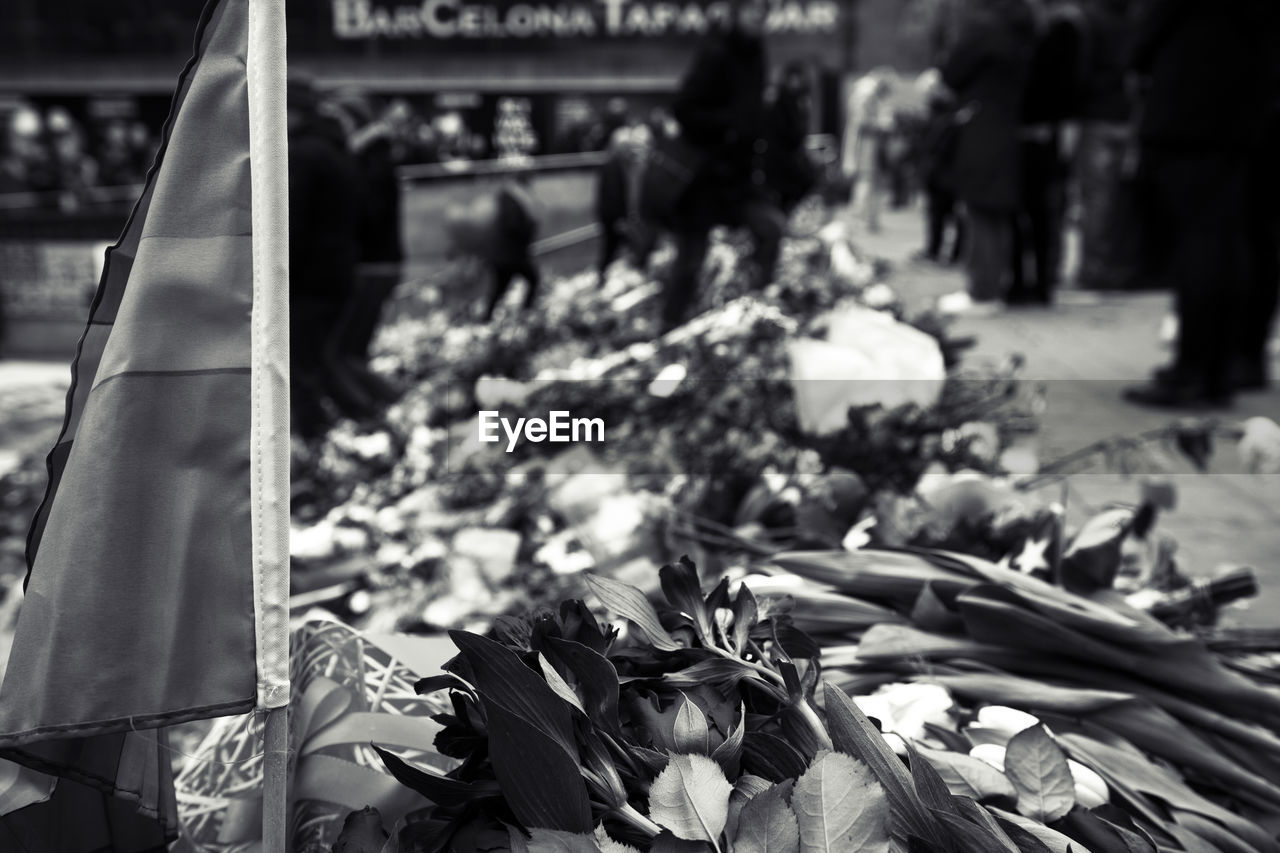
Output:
(1022, 8), (1089, 124)
(492, 183), (539, 267)
(672, 27), (768, 192)
(595, 151), (630, 226)
(288, 117), (365, 304)
(1131, 0), (1279, 152)
(940, 11), (1035, 212)
(763, 84), (818, 213)
(353, 133), (404, 265)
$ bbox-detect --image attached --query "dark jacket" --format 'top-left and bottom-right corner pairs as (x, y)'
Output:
(940, 8), (1035, 211)
(289, 116), (365, 304)
(1022, 7), (1089, 124)
(492, 182), (539, 267)
(1131, 0), (1279, 152)
(1077, 0), (1132, 123)
(353, 133), (404, 264)
(672, 26), (768, 189)
(595, 151), (630, 226)
(763, 83), (818, 213)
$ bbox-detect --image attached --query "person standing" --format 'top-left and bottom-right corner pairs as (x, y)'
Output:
(939, 0), (1036, 307)
(661, 0), (786, 333)
(763, 61), (820, 217)
(1008, 0), (1089, 305)
(842, 72), (896, 233)
(1074, 0), (1140, 291)
(484, 170), (543, 321)
(287, 77), (377, 439)
(1123, 0), (1279, 407)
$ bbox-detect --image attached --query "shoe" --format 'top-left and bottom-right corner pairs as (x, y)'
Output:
(1123, 382), (1233, 410)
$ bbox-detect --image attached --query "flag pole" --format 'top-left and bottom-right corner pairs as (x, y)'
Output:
(246, 0), (292, 848)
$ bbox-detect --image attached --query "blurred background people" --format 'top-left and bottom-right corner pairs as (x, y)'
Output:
(328, 89), (405, 406)
(762, 61), (820, 217)
(939, 0), (1036, 308)
(1123, 0), (1280, 407)
(594, 118), (655, 285)
(287, 76), (379, 440)
(484, 170), (543, 321)
(1074, 0), (1142, 291)
(915, 69), (966, 265)
(841, 69), (896, 233)
(1007, 0), (1089, 306)
(661, 0), (785, 333)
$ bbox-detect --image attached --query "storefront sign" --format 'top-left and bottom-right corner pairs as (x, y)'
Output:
(332, 0), (840, 40)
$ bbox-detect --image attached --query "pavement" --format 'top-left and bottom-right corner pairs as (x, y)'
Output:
(852, 204), (1280, 628)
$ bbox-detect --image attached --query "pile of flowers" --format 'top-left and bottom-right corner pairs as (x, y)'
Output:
(323, 555), (1280, 853)
(285, 225), (1042, 632)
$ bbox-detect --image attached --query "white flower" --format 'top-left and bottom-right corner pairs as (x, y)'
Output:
(1238, 417), (1280, 474)
(862, 283), (897, 309)
(842, 517), (876, 551)
(648, 363), (687, 398)
(853, 682), (954, 742)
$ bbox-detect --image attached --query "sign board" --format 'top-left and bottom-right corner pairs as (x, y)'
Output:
(330, 0), (840, 40)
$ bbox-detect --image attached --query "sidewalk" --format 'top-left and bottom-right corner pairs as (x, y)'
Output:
(854, 205), (1280, 627)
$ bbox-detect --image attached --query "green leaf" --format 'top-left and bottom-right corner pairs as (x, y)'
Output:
(915, 744), (1017, 802)
(544, 636), (624, 736)
(792, 750), (891, 853)
(373, 745), (502, 806)
(448, 631), (579, 759)
(711, 702), (746, 778)
(930, 808), (1019, 853)
(584, 573), (683, 651)
(538, 653), (586, 714)
(648, 753), (733, 844)
(483, 698), (594, 833)
(661, 557), (716, 645)
(595, 825), (642, 853)
(735, 781), (801, 853)
(822, 682), (943, 847)
(732, 584), (760, 655)
(988, 807), (1078, 853)
(1004, 725), (1074, 824)
(525, 828), (601, 852)
(951, 798), (1021, 853)
(728, 775), (777, 839)
(673, 692), (711, 755)
(743, 731), (810, 782)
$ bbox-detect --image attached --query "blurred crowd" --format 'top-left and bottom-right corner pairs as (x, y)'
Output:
(839, 0), (1280, 409)
(0, 103), (159, 209)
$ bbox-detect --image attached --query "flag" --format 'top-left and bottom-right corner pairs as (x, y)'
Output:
(0, 0), (290, 847)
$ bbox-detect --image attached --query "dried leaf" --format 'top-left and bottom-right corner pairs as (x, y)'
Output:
(735, 781), (801, 853)
(792, 750), (891, 853)
(1004, 725), (1075, 824)
(915, 744), (1017, 802)
(648, 753), (733, 844)
(584, 573), (683, 651)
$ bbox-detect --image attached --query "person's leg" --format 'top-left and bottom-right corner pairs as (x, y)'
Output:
(947, 194), (966, 264)
(924, 183), (945, 260)
(520, 257), (542, 310)
(485, 264), (516, 321)
(1008, 211), (1029, 301)
(663, 227), (710, 332)
(597, 222), (622, 286)
(965, 207), (1011, 302)
(739, 198), (787, 287)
